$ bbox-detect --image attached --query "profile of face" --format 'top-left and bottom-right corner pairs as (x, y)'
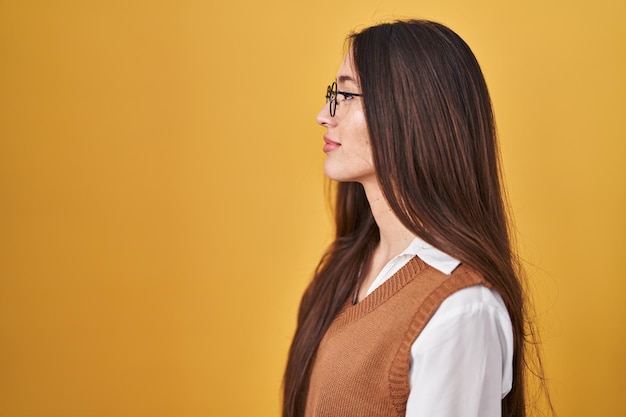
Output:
(316, 53), (375, 185)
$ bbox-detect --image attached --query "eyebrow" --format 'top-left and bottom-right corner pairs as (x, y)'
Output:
(337, 75), (357, 84)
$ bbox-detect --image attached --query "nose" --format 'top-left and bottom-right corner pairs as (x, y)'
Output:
(316, 102), (335, 127)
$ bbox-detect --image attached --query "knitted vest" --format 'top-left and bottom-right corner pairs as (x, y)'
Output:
(304, 256), (489, 417)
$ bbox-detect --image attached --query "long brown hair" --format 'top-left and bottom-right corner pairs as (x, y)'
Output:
(284, 19), (544, 417)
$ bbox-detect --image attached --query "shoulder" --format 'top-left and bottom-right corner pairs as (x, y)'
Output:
(429, 284), (512, 330)
(431, 262), (509, 322)
(413, 284), (513, 354)
(438, 284), (509, 317)
(407, 284), (515, 414)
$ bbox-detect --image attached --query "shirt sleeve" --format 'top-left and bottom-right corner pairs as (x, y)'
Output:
(405, 285), (514, 417)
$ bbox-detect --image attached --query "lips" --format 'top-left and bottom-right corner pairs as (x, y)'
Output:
(323, 136), (341, 153)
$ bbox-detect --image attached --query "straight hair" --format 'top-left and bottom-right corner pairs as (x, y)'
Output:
(284, 19), (548, 417)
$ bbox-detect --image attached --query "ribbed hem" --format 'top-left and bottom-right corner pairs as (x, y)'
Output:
(388, 266), (488, 414)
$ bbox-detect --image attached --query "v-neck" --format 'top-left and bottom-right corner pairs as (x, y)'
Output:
(332, 256), (430, 329)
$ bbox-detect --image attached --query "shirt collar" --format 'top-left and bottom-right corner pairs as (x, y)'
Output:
(402, 236), (461, 275)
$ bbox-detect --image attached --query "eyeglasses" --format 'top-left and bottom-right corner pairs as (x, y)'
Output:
(325, 81), (363, 117)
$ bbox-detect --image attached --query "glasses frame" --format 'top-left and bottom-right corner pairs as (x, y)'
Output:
(326, 82), (363, 117)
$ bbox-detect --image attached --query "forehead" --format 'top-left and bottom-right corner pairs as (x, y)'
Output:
(336, 53), (359, 88)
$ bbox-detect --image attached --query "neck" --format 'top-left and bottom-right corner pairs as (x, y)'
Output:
(362, 181), (416, 258)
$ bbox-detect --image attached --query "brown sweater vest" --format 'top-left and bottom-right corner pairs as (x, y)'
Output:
(304, 256), (489, 417)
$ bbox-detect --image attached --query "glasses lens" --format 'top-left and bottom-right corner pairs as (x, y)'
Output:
(328, 82), (337, 117)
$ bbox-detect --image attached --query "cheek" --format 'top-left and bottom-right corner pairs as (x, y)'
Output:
(362, 140), (374, 166)
(346, 108), (369, 139)
(354, 116), (372, 160)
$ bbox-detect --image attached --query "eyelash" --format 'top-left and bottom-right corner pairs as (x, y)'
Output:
(337, 92), (356, 102)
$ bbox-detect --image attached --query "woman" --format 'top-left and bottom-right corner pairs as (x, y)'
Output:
(284, 20), (543, 417)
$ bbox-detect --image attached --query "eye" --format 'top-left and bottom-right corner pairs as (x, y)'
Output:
(338, 92), (356, 102)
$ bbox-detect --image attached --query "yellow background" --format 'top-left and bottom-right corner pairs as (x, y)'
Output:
(1, 1), (624, 416)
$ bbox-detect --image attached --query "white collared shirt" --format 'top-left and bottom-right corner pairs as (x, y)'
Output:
(364, 237), (514, 417)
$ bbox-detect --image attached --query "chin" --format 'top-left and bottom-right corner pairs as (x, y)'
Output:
(323, 163), (350, 182)
(324, 168), (368, 184)
(323, 158), (375, 183)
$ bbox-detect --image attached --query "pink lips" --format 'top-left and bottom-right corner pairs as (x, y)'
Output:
(323, 136), (341, 153)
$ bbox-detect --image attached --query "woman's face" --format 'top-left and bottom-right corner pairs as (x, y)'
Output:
(316, 53), (375, 185)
